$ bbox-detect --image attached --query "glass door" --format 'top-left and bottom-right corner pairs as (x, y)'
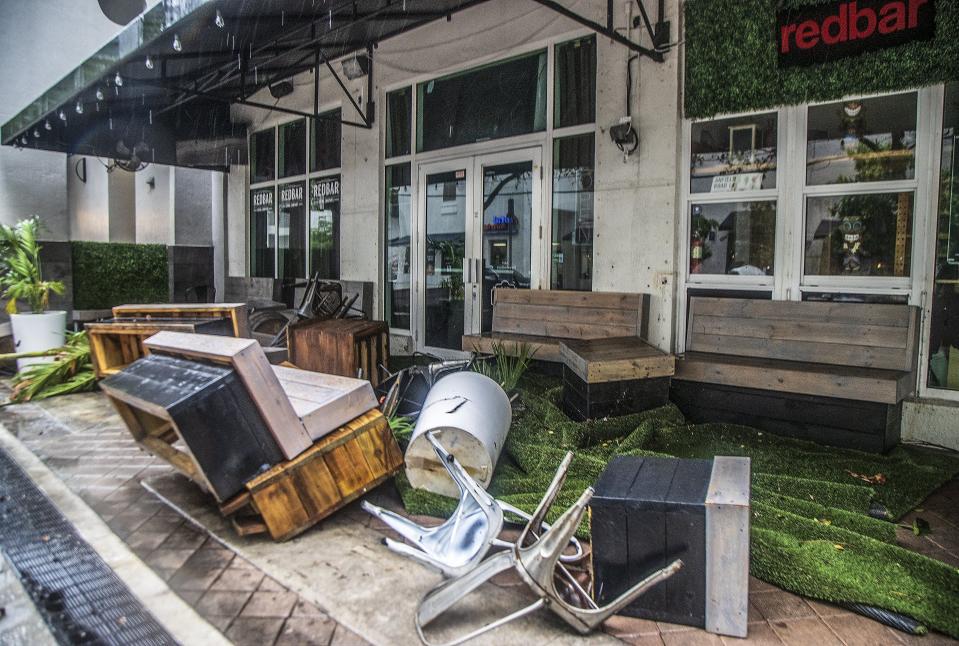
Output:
(471, 149), (543, 334)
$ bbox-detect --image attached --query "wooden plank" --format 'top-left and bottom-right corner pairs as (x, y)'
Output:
(289, 456), (341, 519)
(143, 331), (311, 459)
(705, 457), (751, 638)
(492, 315), (637, 339)
(272, 366), (377, 441)
(691, 315), (907, 349)
(673, 352), (901, 404)
(113, 303), (250, 338)
(494, 289), (642, 310)
(249, 474), (312, 541)
(495, 302), (641, 329)
(690, 297), (912, 327)
(219, 491), (252, 516)
(140, 436), (201, 481)
(688, 332), (909, 371)
(560, 337), (675, 383)
(232, 516), (269, 536)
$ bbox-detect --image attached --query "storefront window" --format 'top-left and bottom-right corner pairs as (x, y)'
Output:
(806, 93), (917, 185)
(416, 50), (547, 153)
(385, 164), (412, 330)
(554, 36), (595, 129)
(311, 109), (341, 172)
(277, 181), (306, 279)
(804, 193), (913, 277)
(278, 119), (306, 178)
(250, 128), (275, 184)
(690, 113), (777, 193)
(688, 201), (775, 276)
(551, 134), (594, 291)
(309, 176), (340, 279)
(928, 83), (959, 392)
(386, 87), (411, 158)
(250, 187), (275, 278)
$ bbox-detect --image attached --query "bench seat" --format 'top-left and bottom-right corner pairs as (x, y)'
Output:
(674, 351), (913, 405)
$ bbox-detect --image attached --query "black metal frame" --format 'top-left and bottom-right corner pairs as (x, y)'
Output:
(529, 0), (670, 62)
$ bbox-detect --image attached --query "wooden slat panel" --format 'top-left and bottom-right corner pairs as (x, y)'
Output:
(560, 337), (675, 383)
(495, 289), (641, 310)
(113, 303), (249, 337)
(250, 475), (311, 541)
(688, 332), (908, 371)
(495, 302), (640, 328)
(692, 315), (907, 349)
(690, 297), (912, 327)
(674, 353), (900, 404)
(492, 315), (637, 339)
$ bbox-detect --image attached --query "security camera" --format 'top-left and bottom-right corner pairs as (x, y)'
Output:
(610, 116), (638, 161)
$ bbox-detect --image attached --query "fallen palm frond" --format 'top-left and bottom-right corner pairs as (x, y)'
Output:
(0, 330), (96, 403)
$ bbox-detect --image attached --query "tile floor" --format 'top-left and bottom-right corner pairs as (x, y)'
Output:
(1, 388), (957, 645)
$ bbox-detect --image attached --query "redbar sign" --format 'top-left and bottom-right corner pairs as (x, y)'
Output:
(777, 0), (936, 67)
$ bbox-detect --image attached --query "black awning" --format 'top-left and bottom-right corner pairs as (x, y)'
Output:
(1, 0), (485, 170)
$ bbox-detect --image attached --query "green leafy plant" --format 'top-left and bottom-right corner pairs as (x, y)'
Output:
(472, 341), (536, 391)
(0, 331), (95, 403)
(71, 241), (168, 310)
(0, 217), (64, 314)
(388, 415), (415, 447)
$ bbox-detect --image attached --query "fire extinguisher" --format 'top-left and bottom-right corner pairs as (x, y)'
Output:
(690, 236), (703, 274)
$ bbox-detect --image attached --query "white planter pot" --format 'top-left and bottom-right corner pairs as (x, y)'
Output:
(9, 311), (67, 370)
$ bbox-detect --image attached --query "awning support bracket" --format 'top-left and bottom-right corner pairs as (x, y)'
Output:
(528, 0), (669, 62)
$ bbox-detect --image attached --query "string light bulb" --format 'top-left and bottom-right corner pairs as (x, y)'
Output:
(96, 87), (104, 101)
(33, 128), (40, 138)
(145, 55), (154, 70)
(114, 72), (123, 87)
(215, 9), (225, 28)
(75, 99), (83, 114)
(58, 109), (67, 121)
(44, 119), (52, 131)
(173, 34), (182, 51)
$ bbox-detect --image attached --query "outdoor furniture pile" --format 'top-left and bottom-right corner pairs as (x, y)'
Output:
(100, 331), (402, 541)
(86, 303), (251, 378)
(462, 288), (675, 418)
(672, 297), (920, 452)
(287, 318), (390, 387)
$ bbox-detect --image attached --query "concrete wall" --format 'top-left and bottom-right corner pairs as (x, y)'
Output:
(107, 169), (136, 242)
(135, 165), (172, 244)
(0, 3), (119, 240)
(226, 0), (684, 350)
(67, 157), (110, 241)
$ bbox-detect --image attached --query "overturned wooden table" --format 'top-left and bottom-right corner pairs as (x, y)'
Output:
(559, 336), (675, 420)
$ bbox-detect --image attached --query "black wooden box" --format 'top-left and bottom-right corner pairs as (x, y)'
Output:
(590, 455), (750, 637)
(562, 367), (670, 421)
(101, 354), (283, 501)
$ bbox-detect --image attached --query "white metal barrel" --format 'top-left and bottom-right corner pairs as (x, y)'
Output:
(405, 371), (511, 498)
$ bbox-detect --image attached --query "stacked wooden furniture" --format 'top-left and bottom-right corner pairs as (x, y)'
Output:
(100, 332), (401, 541)
(86, 317), (234, 379)
(672, 297), (920, 452)
(560, 337), (675, 420)
(287, 318), (390, 387)
(462, 289), (650, 362)
(111, 303), (250, 338)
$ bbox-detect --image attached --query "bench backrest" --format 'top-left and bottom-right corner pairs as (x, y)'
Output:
(492, 289), (648, 340)
(686, 297), (919, 372)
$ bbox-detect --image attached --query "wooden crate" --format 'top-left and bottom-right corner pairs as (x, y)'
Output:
(272, 365), (378, 441)
(287, 319), (390, 387)
(86, 317), (234, 379)
(144, 331), (313, 459)
(112, 303), (250, 338)
(100, 354), (284, 502)
(222, 409), (403, 541)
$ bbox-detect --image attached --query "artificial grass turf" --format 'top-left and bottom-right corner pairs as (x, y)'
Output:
(396, 383), (959, 638)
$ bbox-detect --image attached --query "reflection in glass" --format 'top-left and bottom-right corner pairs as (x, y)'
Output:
(309, 176), (340, 279)
(928, 83), (959, 391)
(552, 134), (594, 291)
(250, 188), (275, 277)
(417, 51), (547, 152)
(311, 109), (341, 172)
(690, 113), (777, 193)
(386, 87), (412, 158)
(278, 119), (306, 178)
(804, 193), (913, 277)
(250, 128), (275, 184)
(385, 164), (412, 330)
(424, 170), (466, 349)
(689, 201), (775, 276)
(482, 161), (533, 332)
(277, 182), (306, 279)
(806, 93), (917, 185)
(554, 36), (596, 129)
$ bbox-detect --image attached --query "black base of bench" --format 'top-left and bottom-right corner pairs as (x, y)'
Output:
(670, 380), (901, 453)
(563, 368), (670, 421)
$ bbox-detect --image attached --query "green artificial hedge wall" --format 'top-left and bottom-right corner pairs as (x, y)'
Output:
(684, 0), (959, 118)
(71, 241), (168, 310)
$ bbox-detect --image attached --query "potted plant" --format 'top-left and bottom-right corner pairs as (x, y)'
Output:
(0, 217), (66, 369)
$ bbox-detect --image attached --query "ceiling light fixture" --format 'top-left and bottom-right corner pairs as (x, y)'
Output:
(341, 53), (370, 80)
(215, 9), (225, 28)
(145, 55), (154, 69)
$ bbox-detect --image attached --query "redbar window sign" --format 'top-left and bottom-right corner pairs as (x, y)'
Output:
(777, 0), (936, 67)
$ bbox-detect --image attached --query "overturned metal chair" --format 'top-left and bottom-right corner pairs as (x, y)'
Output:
(362, 431), (582, 578)
(413, 451), (684, 646)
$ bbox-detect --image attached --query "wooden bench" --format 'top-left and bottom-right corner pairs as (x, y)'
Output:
(461, 289), (649, 362)
(112, 303), (250, 338)
(672, 297), (920, 452)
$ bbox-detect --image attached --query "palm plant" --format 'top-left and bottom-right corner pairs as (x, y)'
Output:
(0, 217), (64, 314)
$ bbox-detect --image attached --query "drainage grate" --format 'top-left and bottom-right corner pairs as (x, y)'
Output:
(0, 448), (176, 645)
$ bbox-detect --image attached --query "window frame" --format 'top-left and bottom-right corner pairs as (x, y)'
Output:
(249, 107), (342, 280)
(678, 87), (940, 356)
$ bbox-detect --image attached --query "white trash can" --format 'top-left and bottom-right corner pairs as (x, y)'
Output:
(405, 371), (511, 498)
